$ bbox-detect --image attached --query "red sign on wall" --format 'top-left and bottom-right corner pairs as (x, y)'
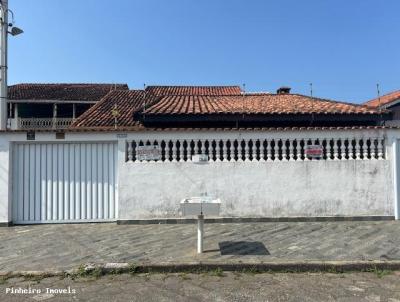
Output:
(304, 145), (323, 159)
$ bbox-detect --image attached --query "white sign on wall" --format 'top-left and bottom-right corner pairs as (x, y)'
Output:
(304, 145), (324, 159)
(136, 145), (162, 161)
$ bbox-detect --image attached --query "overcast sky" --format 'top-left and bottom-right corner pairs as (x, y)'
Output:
(8, 0), (400, 103)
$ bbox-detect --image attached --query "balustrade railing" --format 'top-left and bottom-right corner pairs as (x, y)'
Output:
(125, 135), (385, 162)
(17, 118), (74, 129)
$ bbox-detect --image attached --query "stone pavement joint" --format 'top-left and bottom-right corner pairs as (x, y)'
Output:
(1, 221), (400, 272)
(1, 260), (400, 278)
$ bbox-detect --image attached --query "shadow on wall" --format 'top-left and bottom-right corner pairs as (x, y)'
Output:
(218, 241), (270, 255)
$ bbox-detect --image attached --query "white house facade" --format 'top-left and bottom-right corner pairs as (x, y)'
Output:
(0, 85), (399, 225)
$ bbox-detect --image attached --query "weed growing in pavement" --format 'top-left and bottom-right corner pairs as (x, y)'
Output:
(73, 264), (103, 280)
(0, 276), (10, 284)
(23, 274), (45, 284)
(326, 266), (344, 274)
(242, 266), (265, 275)
(363, 266), (393, 278)
(128, 263), (140, 275)
(207, 268), (225, 277)
(109, 268), (124, 275)
(178, 272), (191, 280)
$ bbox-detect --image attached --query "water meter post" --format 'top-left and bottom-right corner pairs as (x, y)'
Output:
(180, 196), (221, 254)
(197, 214), (204, 254)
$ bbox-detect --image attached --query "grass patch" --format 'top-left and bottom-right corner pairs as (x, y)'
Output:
(128, 263), (140, 275)
(207, 268), (224, 277)
(72, 265), (103, 280)
(0, 276), (9, 284)
(23, 274), (45, 283)
(242, 266), (266, 275)
(363, 266), (393, 278)
(178, 272), (191, 280)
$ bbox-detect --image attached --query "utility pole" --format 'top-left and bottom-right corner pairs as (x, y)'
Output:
(0, 0), (8, 130)
(0, 0), (23, 130)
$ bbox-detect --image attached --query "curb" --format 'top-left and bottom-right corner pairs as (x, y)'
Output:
(117, 216), (395, 225)
(1, 260), (400, 277)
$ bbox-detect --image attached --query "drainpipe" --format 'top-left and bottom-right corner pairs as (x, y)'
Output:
(0, 0), (8, 130)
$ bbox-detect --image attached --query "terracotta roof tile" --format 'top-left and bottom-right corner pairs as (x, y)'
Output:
(71, 90), (148, 128)
(8, 83), (129, 102)
(71, 90), (386, 130)
(143, 94), (382, 115)
(145, 85), (242, 96)
(364, 90), (400, 108)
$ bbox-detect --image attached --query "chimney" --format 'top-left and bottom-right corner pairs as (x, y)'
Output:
(276, 86), (291, 94)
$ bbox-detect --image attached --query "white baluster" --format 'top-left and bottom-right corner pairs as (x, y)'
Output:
(259, 140), (265, 162)
(244, 139), (250, 161)
(333, 139), (339, 160)
(215, 140), (221, 162)
(127, 140), (133, 162)
(194, 140), (199, 155)
(179, 140), (185, 162)
(222, 140), (228, 162)
(237, 140), (242, 161)
(377, 137), (384, 160)
(363, 138), (369, 160)
(171, 140), (178, 162)
(252, 140), (258, 161)
(266, 140), (272, 161)
(370, 138), (377, 159)
(355, 138), (361, 160)
(304, 139), (310, 161)
(164, 140), (171, 162)
(324, 139), (331, 160)
(288, 139), (294, 161)
(345, 139), (351, 160)
(337, 139), (344, 160)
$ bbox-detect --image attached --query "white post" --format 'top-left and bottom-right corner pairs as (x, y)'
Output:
(0, 0), (8, 130)
(197, 214), (204, 253)
(52, 103), (57, 129)
(393, 139), (400, 220)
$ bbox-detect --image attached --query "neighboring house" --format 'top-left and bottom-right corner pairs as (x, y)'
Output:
(364, 90), (400, 124)
(0, 85), (399, 226)
(7, 83), (129, 130)
(73, 85), (388, 129)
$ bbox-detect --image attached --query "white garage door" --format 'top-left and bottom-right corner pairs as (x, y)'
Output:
(12, 142), (117, 224)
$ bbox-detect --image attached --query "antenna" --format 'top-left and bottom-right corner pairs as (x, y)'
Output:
(376, 83), (381, 108)
(111, 103), (120, 129)
(142, 83), (147, 119)
(242, 83), (246, 113)
(310, 83), (314, 126)
(377, 83), (384, 126)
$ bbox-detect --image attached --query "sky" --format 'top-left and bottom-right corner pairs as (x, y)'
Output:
(7, 0), (400, 103)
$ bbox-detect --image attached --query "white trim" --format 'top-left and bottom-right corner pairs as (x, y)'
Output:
(393, 139), (400, 220)
(8, 99), (97, 104)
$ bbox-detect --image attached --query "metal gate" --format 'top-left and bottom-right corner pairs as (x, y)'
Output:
(12, 142), (117, 224)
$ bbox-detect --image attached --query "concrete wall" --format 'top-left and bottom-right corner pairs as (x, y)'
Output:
(118, 160), (394, 220)
(0, 129), (397, 223)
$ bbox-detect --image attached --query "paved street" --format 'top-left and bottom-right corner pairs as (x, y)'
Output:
(1, 271), (400, 301)
(0, 221), (400, 271)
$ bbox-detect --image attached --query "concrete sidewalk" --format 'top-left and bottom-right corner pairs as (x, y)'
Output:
(0, 221), (400, 271)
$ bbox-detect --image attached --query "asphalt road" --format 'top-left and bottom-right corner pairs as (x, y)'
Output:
(1, 271), (400, 302)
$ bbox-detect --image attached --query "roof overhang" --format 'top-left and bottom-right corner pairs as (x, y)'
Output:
(8, 99), (98, 104)
(137, 112), (390, 124)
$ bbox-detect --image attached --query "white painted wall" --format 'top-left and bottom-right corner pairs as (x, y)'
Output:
(118, 160), (393, 219)
(0, 129), (397, 223)
(0, 136), (10, 223)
